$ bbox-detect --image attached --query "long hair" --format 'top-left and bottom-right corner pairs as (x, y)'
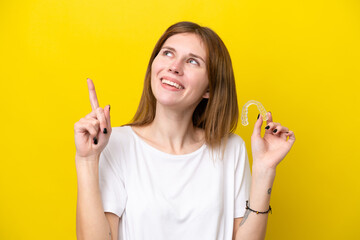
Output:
(127, 21), (239, 158)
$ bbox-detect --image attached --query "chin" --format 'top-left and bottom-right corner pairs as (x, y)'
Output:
(152, 87), (180, 106)
(155, 98), (181, 108)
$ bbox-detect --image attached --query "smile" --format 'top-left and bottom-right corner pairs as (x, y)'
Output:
(161, 78), (184, 90)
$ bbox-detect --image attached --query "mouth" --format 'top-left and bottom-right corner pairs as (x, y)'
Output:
(160, 77), (185, 90)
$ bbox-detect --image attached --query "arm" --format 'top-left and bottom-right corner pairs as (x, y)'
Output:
(235, 112), (295, 240)
(232, 217), (243, 240)
(234, 168), (275, 240)
(76, 155), (117, 240)
(105, 212), (120, 240)
(75, 78), (117, 239)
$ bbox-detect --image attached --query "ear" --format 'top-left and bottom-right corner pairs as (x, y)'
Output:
(202, 89), (210, 99)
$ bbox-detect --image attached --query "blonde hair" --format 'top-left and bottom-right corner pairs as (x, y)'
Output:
(127, 21), (239, 159)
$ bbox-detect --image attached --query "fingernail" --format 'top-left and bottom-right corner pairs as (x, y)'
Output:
(273, 129), (278, 133)
(103, 128), (107, 134)
(109, 104), (111, 111)
(93, 137), (98, 145)
(265, 125), (270, 130)
(257, 114), (260, 119)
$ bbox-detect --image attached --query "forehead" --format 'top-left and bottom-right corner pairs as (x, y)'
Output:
(161, 33), (207, 59)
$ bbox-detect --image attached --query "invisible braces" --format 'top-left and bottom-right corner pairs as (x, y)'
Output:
(241, 100), (268, 126)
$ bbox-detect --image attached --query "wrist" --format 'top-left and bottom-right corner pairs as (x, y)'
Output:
(75, 152), (100, 161)
(250, 166), (276, 194)
(75, 154), (100, 168)
(252, 164), (276, 179)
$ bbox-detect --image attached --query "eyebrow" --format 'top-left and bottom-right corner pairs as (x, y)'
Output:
(161, 46), (206, 64)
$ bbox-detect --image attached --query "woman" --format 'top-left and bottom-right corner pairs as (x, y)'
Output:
(74, 21), (295, 240)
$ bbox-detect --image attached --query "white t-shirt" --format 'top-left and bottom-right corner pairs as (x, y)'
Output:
(99, 125), (251, 240)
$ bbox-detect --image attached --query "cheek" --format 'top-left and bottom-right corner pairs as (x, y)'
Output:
(193, 71), (209, 88)
(150, 61), (159, 85)
(151, 57), (164, 73)
(150, 61), (161, 95)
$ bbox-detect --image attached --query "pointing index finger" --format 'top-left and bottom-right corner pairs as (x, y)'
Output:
(87, 78), (99, 110)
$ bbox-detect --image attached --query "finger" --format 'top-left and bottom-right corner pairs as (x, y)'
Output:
(252, 113), (264, 138)
(76, 118), (100, 143)
(85, 118), (101, 145)
(95, 107), (108, 135)
(285, 130), (296, 145)
(266, 111), (273, 125)
(80, 117), (100, 134)
(87, 78), (100, 111)
(104, 104), (111, 133)
(85, 110), (97, 120)
(264, 122), (281, 132)
(271, 125), (289, 135)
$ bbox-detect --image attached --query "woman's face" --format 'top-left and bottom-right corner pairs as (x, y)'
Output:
(151, 33), (209, 110)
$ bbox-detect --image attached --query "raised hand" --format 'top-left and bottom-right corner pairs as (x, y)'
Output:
(250, 112), (296, 171)
(74, 78), (111, 159)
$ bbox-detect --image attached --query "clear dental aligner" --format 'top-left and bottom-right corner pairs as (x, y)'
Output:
(241, 100), (268, 126)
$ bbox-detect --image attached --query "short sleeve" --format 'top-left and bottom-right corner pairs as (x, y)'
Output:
(234, 140), (252, 218)
(99, 145), (127, 218)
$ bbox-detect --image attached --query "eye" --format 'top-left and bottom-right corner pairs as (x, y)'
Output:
(163, 50), (173, 57)
(189, 58), (199, 65)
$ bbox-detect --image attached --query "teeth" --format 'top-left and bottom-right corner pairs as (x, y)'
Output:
(161, 79), (183, 89)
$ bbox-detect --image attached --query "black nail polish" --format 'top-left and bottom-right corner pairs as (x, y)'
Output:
(109, 104), (111, 111)
(103, 128), (107, 134)
(257, 114), (260, 119)
(273, 129), (278, 133)
(265, 125), (270, 130)
(93, 137), (98, 145)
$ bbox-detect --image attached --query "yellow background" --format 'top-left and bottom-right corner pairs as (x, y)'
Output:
(1, 0), (359, 239)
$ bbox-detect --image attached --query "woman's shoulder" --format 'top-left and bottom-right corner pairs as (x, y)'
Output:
(226, 132), (245, 147)
(111, 124), (133, 136)
(107, 125), (135, 147)
(219, 133), (246, 154)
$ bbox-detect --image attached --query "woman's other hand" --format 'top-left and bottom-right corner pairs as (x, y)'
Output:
(250, 112), (296, 171)
(74, 78), (112, 160)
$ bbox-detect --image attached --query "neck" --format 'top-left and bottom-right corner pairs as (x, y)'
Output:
(145, 103), (203, 153)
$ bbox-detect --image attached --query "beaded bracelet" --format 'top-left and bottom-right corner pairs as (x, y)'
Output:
(246, 201), (272, 214)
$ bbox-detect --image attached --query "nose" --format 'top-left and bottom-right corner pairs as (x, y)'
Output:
(168, 60), (183, 75)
